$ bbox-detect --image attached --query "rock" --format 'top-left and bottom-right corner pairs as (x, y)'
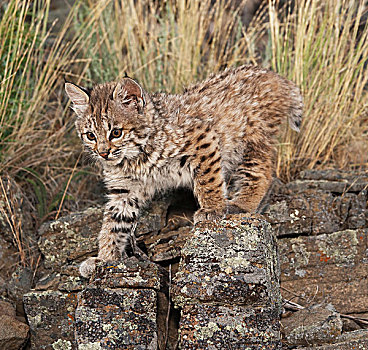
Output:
(75, 257), (167, 349)
(264, 170), (368, 237)
(76, 288), (157, 349)
(23, 258), (169, 350)
(264, 190), (367, 238)
(23, 290), (79, 349)
(0, 299), (29, 350)
(288, 169), (368, 193)
(282, 304), (342, 346)
(37, 198), (174, 271)
(23, 169), (368, 349)
(7, 267), (33, 306)
(178, 303), (281, 349)
(172, 214), (282, 349)
(144, 225), (192, 262)
(138, 189), (196, 262)
(279, 229), (368, 314)
(38, 207), (103, 270)
(342, 312), (368, 332)
(135, 199), (169, 238)
(0, 299), (16, 317)
(299, 329), (368, 349)
(0, 276), (7, 298)
(91, 257), (165, 290)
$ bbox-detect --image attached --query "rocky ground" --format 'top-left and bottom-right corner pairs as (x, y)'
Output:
(0, 169), (367, 349)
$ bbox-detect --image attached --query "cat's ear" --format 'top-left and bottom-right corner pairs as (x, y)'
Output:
(65, 82), (90, 116)
(112, 78), (146, 113)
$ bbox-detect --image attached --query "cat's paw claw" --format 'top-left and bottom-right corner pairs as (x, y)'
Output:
(193, 208), (224, 224)
(79, 257), (102, 278)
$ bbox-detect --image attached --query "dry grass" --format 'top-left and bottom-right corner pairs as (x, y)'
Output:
(0, 0), (112, 225)
(0, 0), (367, 238)
(270, 0), (368, 178)
(0, 177), (27, 267)
(72, 0), (263, 90)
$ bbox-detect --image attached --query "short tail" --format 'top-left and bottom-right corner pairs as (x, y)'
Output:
(287, 84), (303, 132)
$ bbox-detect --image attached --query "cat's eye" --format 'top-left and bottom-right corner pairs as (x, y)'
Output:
(86, 132), (96, 141)
(110, 128), (122, 139)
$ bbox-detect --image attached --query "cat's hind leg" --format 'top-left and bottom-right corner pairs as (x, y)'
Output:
(226, 155), (273, 214)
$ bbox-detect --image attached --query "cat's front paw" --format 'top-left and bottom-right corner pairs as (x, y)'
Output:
(193, 208), (224, 224)
(79, 257), (102, 278)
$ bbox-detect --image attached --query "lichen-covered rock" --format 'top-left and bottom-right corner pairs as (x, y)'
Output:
(179, 303), (281, 349)
(264, 170), (368, 238)
(264, 190), (367, 238)
(91, 257), (163, 291)
(37, 199), (173, 272)
(0, 299), (29, 350)
(135, 199), (170, 238)
(173, 214), (282, 349)
(299, 329), (368, 349)
(38, 207), (103, 270)
(173, 215), (280, 308)
(282, 304), (342, 346)
(279, 229), (368, 314)
(75, 257), (166, 349)
(23, 290), (78, 349)
(288, 169), (368, 193)
(75, 287), (157, 349)
(144, 226), (192, 262)
(7, 266), (33, 307)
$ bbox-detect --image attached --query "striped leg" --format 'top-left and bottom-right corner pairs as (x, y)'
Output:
(79, 187), (144, 278)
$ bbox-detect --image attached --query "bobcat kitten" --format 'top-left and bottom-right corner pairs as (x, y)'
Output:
(65, 65), (302, 277)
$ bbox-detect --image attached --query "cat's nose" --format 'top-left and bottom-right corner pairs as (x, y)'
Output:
(99, 151), (109, 159)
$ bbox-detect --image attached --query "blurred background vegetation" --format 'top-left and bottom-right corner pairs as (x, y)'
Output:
(1, 0), (367, 229)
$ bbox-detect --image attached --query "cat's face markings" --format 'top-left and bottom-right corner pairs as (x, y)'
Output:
(79, 114), (124, 161)
(65, 79), (149, 162)
(65, 78), (146, 161)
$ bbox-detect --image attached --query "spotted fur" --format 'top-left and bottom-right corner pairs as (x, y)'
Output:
(65, 65), (302, 277)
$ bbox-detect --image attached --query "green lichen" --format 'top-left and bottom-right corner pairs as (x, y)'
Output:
(291, 238), (311, 269)
(193, 321), (220, 341)
(78, 342), (103, 350)
(28, 313), (42, 327)
(76, 306), (101, 322)
(52, 339), (72, 350)
(220, 256), (251, 272)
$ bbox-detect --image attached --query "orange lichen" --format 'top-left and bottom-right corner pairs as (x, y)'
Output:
(318, 251), (331, 263)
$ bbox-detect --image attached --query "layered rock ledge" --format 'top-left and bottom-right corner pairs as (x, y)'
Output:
(23, 214), (281, 349)
(2, 169), (366, 349)
(172, 215), (281, 349)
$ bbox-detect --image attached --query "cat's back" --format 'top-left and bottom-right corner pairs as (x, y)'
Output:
(175, 65), (301, 134)
(184, 65), (273, 104)
(174, 65), (291, 121)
